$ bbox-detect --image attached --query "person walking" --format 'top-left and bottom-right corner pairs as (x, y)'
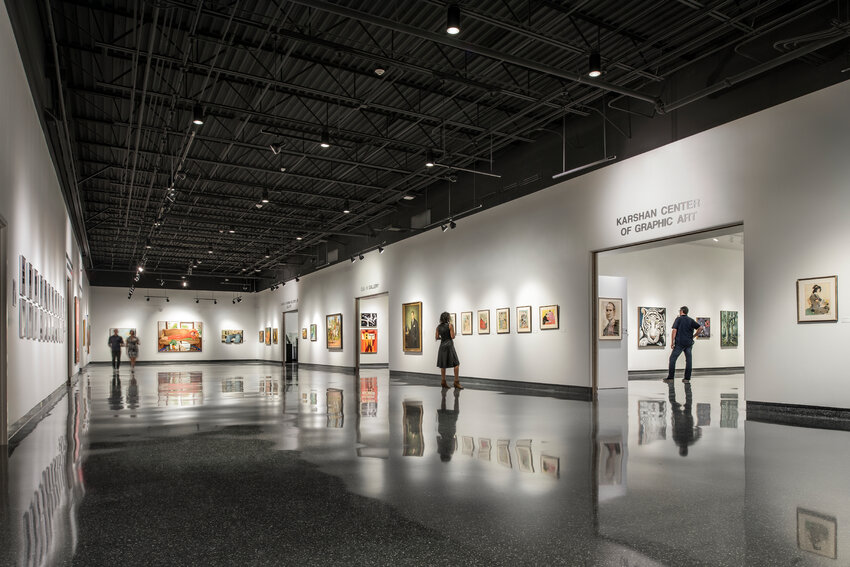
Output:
(664, 306), (702, 382)
(435, 312), (462, 389)
(126, 329), (140, 371)
(108, 329), (124, 371)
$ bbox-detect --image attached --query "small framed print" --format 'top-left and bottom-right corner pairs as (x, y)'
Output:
(516, 306), (531, 333)
(497, 440), (512, 468)
(19, 256), (26, 296)
(478, 438), (491, 461)
(310, 324), (317, 341)
(516, 439), (534, 473)
(598, 298), (622, 340)
(461, 436), (474, 456)
(477, 309), (490, 334)
(797, 508), (837, 559)
(11, 280), (16, 307)
(19, 301), (25, 338)
(302, 328), (307, 340)
(449, 313), (456, 332)
(326, 313), (343, 350)
(27, 262), (33, 300)
(496, 308), (510, 334)
(460, 311), (472, 335)
(696, 317), (710, 339)
(259, 330), (265, 343)
(797, 275), (838, 323)
(539, 304), (559, 330)
(33, 270), (40, 305)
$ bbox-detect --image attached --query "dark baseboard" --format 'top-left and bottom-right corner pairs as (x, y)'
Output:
(88, 359), (281, 366)
(297, 362), (356, 374)
(389, 370), (592, 401)
(359, 363), (389, 369)
(8, 373), (80, 453)
(747, 401), (850, 431)
(628, 366), (744, 380)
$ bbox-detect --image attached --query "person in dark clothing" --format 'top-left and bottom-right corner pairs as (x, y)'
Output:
(108, 329), (124, 371)
(437, 387), (461, 462)
(664, 306), (702, 382)
(435, 311), (462, 389)
(668, 381), (701, 456)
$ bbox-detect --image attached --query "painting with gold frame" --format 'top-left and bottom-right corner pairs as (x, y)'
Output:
(259, 330), (264, 343)
(327, 313), (343, 350)
(301, 328), (307, 340)
(402, 301), (422, 352)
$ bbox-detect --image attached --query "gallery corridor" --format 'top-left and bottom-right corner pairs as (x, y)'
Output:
(1, 365), (844, 566)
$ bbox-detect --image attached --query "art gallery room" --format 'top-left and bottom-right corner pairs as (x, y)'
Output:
(3, 1), (850, 565)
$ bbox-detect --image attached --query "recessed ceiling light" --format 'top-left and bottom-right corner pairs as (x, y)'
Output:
(374, 67), (386, 76)
(296, 236), (303, 241)
(713, 238), (719, 242)
(402, 195), (415, 201)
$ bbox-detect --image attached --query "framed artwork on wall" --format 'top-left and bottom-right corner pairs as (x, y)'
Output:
(541, 455), (560, 479)
(696, 317), (710, 338)
(221, 329), (243, 344)
(598, 298), (622, 340)
(310, 324), (317, 341)
(273, 328), (279, 344)
(796, 508), (837, 559)
(34, 270), (40, 305)
(515, 439), (534, 473)
(360, 329), (377, 354)
(460, 311), (472, 335)
(74, 297), (80, 363)
(496, 308), (510, 334)
(720, 311), (738, 347)
(360, 312), (377, 328)
(477, 309), (490, 334)
(637, 307), (666, 348)
(797, 275), (838, 323)
(539, 305), (559, 330)
(265, 327), (271, 345)
(326, 313), (343, 350)
(301, 328), (307, 340)
(402, 302), (422, 352)
(27, 262), (33, 300)
(19, 301), (25, 338)
(158, 321), (203, 352)
(449, 313), (456, 331)
(497, 440), (511, 468)
(516, 306), (531, 333)
(19, 256), (26, 296)
(259, 330), (265, 343)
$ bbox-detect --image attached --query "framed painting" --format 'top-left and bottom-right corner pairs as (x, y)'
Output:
(158, 321), (203, 352)
(221, 329), (243, 344)
(326, 313), (343, 350)
(259, 330), (265, 343)
(496, 308), (510, 334)
(477, 309), (490, 334)
(696, 317), (710, 339)
(460, 311), (473, 335)
(18, 301), (26, 339)
(34, 270), (40, 305)
(273, 328), (279, 344)
(74, 297), (79, 363)
(449, 312), (456, 332)
(539, 305), (559, 330)
(360, 312), (377, 328)
(637, 307), (666, 348)
(310, 323), (317, 341)
(402, 301), (422, 352)
(797, 508), (837, 559)
(598, 298), (622, 340)
(497, 440), (512, 468)
(265, 326), (271, 345)
(19, 256), (26, 296)
(797, 275), (838, 323)
(360, 328), (377, 354)
(720, 311), (738, 347)
(541, 455), (560, 479)
(27, 262), (33, 300)
(516, 306), (531, 333)
(301, 328), (307, 340)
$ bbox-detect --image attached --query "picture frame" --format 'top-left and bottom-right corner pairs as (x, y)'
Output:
(696, 317), (710, 339)
(19, 255), (26, 296)
(449, 312), (456, 332)
(19, 301), (25, 338)
(273, 328), (279, 344)
(477, 309), (490, 334)
(797, 508), (837, 559)
(157, 321), (203, 352)
(360, 312), (377, 328)
(720, 310), (738, 347)
(460, 311), (472, 335)
(360, 328), (377, 354)
(326, 313), (343, 350)
(797, 275), (838, 323)
(259, 330), (265, 343)
(301, 328), (307, 340)
(221, 329), (243, 344)
(402, 301), (422, 352)
(265, 327), (271, 345)
(515, 439), (534, 472)
(310, 323), (317, 341)
(497, 440), (512, 468)
(539, 304), (559, 330)
(478, 438), (491, 461)
(496, 308), (510, 334)
(516, 306), (531, 333)
(541, 455), (560, 479)
(27, 262), (33, 300)
(637, 306), (666, 348)
(598, 298), (622, 340)
(34, 270), (40, 306)
(461, 436), (474, 456)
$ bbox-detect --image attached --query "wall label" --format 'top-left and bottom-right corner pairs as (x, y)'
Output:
(283, 298), (298, 309)
(617, 199), (701, 237)
(361, 283), (380, 292)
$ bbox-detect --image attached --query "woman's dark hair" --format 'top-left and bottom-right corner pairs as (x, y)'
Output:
(813, 285), (822, 293)
(439, 311), (451, 325)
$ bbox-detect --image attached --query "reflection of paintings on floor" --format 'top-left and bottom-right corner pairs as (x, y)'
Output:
(515, 439), (534, 472)
(696, 317), (710, 339)
(327, 388), (344, 428)
(478, 438), (492, 461)
(157, 371), (203, 405)
(638, 400), (667, 445)
(496, 440), (511, 468)
(697, 403), (711, 427)
(259, 377), (280, 399)
(158, 321), (203, 352)
(461, 436), (474, 457)
(720, 311), (738, 347)
(541, 455), (560, 479)
(597, 437), (623, 485)
(638, 307), (665, 347)
(797, 275), (838, 323)
(797, 508), (837, 559)
(360, 312), (378, 328)
(360, 329), (377, 354)
(221, 329), (243, 344)
(720, 393), (739, 428)
(402, 401), (424, 457)
(460, 311), (472, 335)
(359, 377), (378, 417)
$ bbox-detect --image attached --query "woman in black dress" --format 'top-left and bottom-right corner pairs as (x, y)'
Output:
(435, 312), (462, 389)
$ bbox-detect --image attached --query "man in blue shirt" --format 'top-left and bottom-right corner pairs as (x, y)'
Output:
(108, 329), (124, 371)
(664, 306), (702, 383)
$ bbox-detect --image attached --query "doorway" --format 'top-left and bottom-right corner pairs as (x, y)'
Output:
(282, 310), (299, 364)
(0, 220), (7, 445)
(354, 292), (389, 376)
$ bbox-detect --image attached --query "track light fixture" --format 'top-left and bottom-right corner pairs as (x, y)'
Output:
(350, 257), (356, 263)
(359, 254), (365, 261)
(343, 200), (351, 214)
(159, 279), (165, 287)
(195, 298), (199, 304)
(145, 240), (152, 249)
(296, 236), (302, 241)
(320, 127), (331, 148)
(134, 274), (140, 282)
(446, 4), (461, 35)
(441, 224), (449, 232)
(146, 297), (150, 302)
(232, 297), (236, 304)
(228, 226), (236, 234)
(295, 276), (300, 283)
(166, 297), (170, 302)
(261, 190), (270, 204)
(192, 103), (205, 125)
(270, 142), (284, 155)
(450, 221), (457, 229)
(378, 246), (384, 254)
(214, 299), (217, 305)
(425, 150), (435, 167)
(182, 281), (188, 287)
(588, 51), (602, 78)
(208, 249), (213, 254)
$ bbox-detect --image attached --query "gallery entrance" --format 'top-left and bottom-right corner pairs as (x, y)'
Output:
(282, 310), (299, 364)
(354, 292), (389, 375)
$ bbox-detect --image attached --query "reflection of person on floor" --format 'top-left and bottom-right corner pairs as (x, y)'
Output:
(109, 375), (123, 411)
(437, 387), (460, 462)
(127, 376), (139, 410)
(603, 443), (621, 482)
(668, 381), (701, 456)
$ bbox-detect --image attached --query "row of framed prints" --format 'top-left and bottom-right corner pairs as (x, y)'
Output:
(18, 255), (65, 317)
(19, 300), (65, 343)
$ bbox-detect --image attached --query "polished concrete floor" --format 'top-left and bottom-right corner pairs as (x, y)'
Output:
(2, 364), (846, 566)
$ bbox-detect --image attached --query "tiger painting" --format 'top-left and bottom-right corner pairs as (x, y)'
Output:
(638, 307), (666, 348)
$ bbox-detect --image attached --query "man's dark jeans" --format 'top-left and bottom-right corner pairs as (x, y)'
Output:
(667, 344), (693, 380)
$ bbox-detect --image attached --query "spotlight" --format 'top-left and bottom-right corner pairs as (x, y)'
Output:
(450, 221), (457, 229)
(281, 281), (285, 287)
(159, 279), (165, 287)
(195, 298), (199, 304)
(378, 246), (384, 254)
(446, 4), (460, 35)
(192, 103), (205, 125)
(138, 266), (144, 272)
(145, 240), (152, 249)
(232, 297), (237, 304)
(208, 249), (213, 254)
(228, 226), (236, 234)
(359, 254), (364, 261)
(588, 51), (602, 78)
(146, 297), (150, 302)
(269, 143), (283, 155)
(166, 297), (170, 302)
(343, 200), (351, 214)
(374, 67), (386, 76)
(441, 224), (448, 232)
(296, 236), (302, 241)
(351, 257), (356, 263)
(425, 151), (435, 167)
(183, 281), (188, 287)
(295, 276), (300, 282)
(402, 195), (415, 200)
(214, 299), (217, 304)
(237, 297), (242, 303)
(265, 249), (271, 259)
(128, 294), (131, 300)
(175, 172), (186, 181)
(261, 190), (270, 204)
(320, 127), (330, 148)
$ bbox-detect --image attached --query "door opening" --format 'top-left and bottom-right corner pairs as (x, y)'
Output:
(354, 292), (389, 376)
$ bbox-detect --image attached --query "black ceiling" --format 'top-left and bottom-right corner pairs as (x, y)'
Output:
(9, 0), (850, 292)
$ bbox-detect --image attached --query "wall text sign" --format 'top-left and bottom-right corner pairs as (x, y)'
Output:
(617, 199), (701, 237)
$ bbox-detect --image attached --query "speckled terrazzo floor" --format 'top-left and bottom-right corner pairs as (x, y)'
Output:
(3, 364), (848, 566)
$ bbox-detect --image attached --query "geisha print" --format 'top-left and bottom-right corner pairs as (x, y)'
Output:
(807, 284), (830, 315)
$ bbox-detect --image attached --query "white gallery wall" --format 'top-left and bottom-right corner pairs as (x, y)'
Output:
(599, 240), (744, 371)
(1, 1), (90, 434)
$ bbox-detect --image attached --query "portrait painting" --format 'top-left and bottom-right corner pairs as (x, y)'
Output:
(696, 317), (710, 339)
(402, 301), (422, 352)
(460, 311), (472, 335)
(797, 508), (837, 559)
(273, 328), (279, 344)
(310, 323), (317, 341)
(360, 312), (378, 328)
(265, 326), (271, 345)
(797, 275), (838, 323)
(637, 307), (666, 348)
(720, 310), (738, 347)
(477, 309), (490, 334)
(496, 308), (510, 334)
(598, 298), (622, 340)
(539, 304), (559, 330)
(221, 329), (243, 344)
(360, 328), (377, 354)
(516, 306), (531, 333)
(326, 313), (343, 350)
(157, 321), (203, 352)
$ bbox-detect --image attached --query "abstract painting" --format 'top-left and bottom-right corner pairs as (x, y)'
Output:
(477, 309), (490, 334)
(797, 275), (838, 322)
(496, 308), (510, 334)
(516, 306), (531, 333)
(157, 321), (203, 352)
(696, 317), (710, 339)
(720, 311), (738, 347)
(310, 324), (317, 341)
(402, 302), (422, 352)
(301, 328), (307, 340)
(360, 329), (377, 354)
(360, 312), (377, 328)
(598, 298), (622, 340)
(273, 328), (279, 344)
(460, 311), (472, 335)
(326, 313), (343, 350)
(539, 305), (559, 330)
(637, 307), (666, 348)
(265, 326), (271, 345)
(221, 329), (243, 343)
(259, 330), (264, 343)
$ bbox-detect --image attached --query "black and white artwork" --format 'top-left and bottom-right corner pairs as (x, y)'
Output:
(19, 256), (26, 296)
(360, 312), (377, 328)
(638, 306), (666, 348)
